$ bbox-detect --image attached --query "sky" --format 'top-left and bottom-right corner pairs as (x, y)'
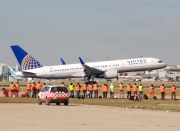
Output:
(0, 0), (180, 67)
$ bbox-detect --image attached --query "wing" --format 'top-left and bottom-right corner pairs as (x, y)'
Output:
(79, 57), (105, 77)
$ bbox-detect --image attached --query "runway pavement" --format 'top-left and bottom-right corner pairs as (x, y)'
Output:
(0, 103), (180, 131)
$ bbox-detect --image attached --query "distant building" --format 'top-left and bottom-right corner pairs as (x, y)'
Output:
(0, 63), (8, 75)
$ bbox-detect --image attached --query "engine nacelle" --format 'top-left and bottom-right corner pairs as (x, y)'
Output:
(96, 70), (118, 79)
(27, 77), (33, 82)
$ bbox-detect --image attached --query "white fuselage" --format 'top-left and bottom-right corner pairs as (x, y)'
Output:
(22, 57), (167, 79)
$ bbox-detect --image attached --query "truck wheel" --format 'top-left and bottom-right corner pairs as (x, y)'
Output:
(46, 98), (50, 105)
(56, 102), (60, 105)
(38, 97), (42, 105)
(64, 101), (68, 106)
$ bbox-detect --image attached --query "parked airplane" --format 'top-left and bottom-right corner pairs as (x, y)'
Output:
(11, 45), (167, 81)
(8, 67), (25, 81)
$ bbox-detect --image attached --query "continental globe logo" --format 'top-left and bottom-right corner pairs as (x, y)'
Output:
(21, 55), (43, 70)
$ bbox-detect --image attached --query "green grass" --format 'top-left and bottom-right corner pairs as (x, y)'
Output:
(1, 81), (180, 112)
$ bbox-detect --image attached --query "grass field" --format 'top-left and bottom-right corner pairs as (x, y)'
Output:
(0, 97), (179, 112)
(0, 81), (180, 112)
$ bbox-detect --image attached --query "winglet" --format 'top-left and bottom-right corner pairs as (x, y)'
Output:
(60, 58), (66, 65)
(79, 57), (85, 65)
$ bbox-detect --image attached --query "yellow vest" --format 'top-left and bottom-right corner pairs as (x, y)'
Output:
(69, 85), (74, 91)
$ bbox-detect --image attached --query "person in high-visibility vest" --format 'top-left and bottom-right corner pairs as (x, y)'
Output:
(109, 83), (115, 98)
(103, 84), (109, 98)
(75, 83), (81, 98)
(82, 82), (87, 98)
(36, 81), (42, 93)
(160, 84), (165, 100)
(93, 82), (99, 98)
(15, 82), (20, 97)
(133, 83), (138, 96)
(149, 84), (154, 99)
(88, 83), (93, 98)
(68, 83), (74, 98)
(138, 84), (143, 99)
(31, 82), (37, 98)
(119, 83), (124, 99)
(9, 82), (16, 97)
(26, 82), (31, 98)
(126, 84), (132, 99)
(171, 85), (176, 100)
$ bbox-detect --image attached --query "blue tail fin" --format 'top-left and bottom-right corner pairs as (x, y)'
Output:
(60, 58), (66, 65)
(10, 45), (43, 70)
(8, 67), (17, 77)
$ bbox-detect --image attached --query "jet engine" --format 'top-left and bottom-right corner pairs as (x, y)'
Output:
(96, 70), (118, 79)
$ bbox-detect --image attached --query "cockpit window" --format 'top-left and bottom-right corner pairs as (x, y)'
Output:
(158, 60), (163, 63)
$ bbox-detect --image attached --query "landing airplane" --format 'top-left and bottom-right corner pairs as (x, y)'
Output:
(11, 45), (167, 81)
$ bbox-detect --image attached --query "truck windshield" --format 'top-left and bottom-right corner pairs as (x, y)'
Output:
(51, 86), (68, 92)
